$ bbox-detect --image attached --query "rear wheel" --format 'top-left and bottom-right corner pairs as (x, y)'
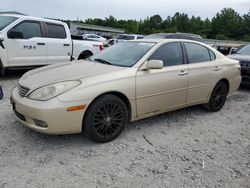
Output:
(84, 95), (128, 143)
(0, 64), (4, 77)
(78, 51), (93, 60)
(203, 81), (228, 112)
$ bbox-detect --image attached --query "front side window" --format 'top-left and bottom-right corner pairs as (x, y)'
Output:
(125, 35), (135, 40)
(117, 35), (126, 39)
(10, 21), (42, 39)
(0, 16), (18, 31)
(184, 43), (211, 63)
(47, 23), (66, 39)
(148, 42), (184, 67)
(90, 41), (155, 67)
(137, 36), (144, 39)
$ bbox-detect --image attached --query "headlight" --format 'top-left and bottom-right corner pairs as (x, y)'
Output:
(28, 81), (81, 101)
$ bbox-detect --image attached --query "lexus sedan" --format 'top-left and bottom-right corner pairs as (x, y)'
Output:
(11, 39), (241, 143)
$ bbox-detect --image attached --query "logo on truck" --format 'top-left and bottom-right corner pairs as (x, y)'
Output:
(23, 45), (36, 50)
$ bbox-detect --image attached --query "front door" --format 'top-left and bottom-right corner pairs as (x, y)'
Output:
(6, 20), (46, 67)
(136, 42), (188, 117)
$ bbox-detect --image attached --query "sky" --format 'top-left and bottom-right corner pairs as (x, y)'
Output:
(1, 0), (250, 21)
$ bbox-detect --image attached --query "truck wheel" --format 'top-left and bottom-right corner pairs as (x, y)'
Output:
(0, 67), (4, 77)
(78, 51), (93, 60)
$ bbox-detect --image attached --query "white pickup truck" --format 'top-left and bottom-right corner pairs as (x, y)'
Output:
(0, 14), (104, 75)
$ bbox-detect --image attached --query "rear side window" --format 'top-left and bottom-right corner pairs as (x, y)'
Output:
(184, 43), (211, 63)
(47, 23), (66, 39)
(10, 21), (42, 39)
(209, 50), (216, 61)
(148, 42), (184, 67)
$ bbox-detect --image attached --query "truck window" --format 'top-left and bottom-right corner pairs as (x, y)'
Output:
(9, 21), (42, 39)
(46, 23), (66, 39)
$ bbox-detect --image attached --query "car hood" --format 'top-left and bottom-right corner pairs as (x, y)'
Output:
(228, 54), (250, 62)
(19, 61), (124, 89)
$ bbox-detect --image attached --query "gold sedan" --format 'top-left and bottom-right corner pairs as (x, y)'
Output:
(11, 39), (241, 143)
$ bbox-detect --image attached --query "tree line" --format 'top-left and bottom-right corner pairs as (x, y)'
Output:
(64, 8), (250, 41)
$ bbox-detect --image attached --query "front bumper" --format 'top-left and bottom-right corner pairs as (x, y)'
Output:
(11, 87), (90, 134)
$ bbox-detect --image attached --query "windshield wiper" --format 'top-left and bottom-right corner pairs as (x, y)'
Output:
(94, 58), (112, 65)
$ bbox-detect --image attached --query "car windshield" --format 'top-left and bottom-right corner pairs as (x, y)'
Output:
(236, 45), (250, 55)
(90, 41), (155, 67)
(0, 16), (18, 31)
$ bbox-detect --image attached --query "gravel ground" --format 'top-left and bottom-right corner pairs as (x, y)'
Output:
(0, 71), (250, 188)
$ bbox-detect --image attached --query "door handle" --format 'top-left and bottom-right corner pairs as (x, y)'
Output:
(213, 66), (221, 71)
(179, 70), (188, 76)
(37, 42), (45, 46)
(63, 44), (70, 46)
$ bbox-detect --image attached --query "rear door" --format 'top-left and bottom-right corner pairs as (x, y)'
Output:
(6, 20), (46, 66)
(183, 42), (218, 104)
(45, 22), (71, 64)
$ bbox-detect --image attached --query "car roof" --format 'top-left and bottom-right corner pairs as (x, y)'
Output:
(145, 33), (203, 39)
(133, 38), (204, 44)
(0, 14), (65, 25)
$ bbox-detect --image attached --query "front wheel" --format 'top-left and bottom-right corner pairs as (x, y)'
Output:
(83, 95), (128, 143)
(203, 81), (228, 112)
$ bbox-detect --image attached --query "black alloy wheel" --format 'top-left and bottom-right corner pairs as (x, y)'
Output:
(84, 94), (128, 143)
(204, 81), (228, 112)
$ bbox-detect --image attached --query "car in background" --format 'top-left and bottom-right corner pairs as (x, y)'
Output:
(116, 34), (144, 43)
(212, 43), (243, 56)
(82, 34), (108, 46)
(228, 44), (250, 86)
(11, 39), (241, 143)
(124, 34), (144, 40)
(108, 34), (127, 45)
(0, 14), (104, 76)
(145, 32), (203, 42)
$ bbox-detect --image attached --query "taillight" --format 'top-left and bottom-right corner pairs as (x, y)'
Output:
(100, 44), (104, 51)
(93, 44), (104, 51)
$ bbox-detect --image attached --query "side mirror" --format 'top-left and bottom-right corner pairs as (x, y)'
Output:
(8, 30), (24, 39)
(145, 60), (163, 70)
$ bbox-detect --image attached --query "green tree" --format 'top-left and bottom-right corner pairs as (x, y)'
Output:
(211, 8), (242, 39)
(62, 8), (250, 41)
(170, 13), (190, 32)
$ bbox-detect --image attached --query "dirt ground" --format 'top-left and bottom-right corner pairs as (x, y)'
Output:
(0, 71), (249, 188)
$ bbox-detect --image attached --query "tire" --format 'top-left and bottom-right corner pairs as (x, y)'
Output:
(83, 94), (128, 143)
(0, 66), (4, 77)
(78, 51), (93, 60)
(203, 81), (228, 112)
